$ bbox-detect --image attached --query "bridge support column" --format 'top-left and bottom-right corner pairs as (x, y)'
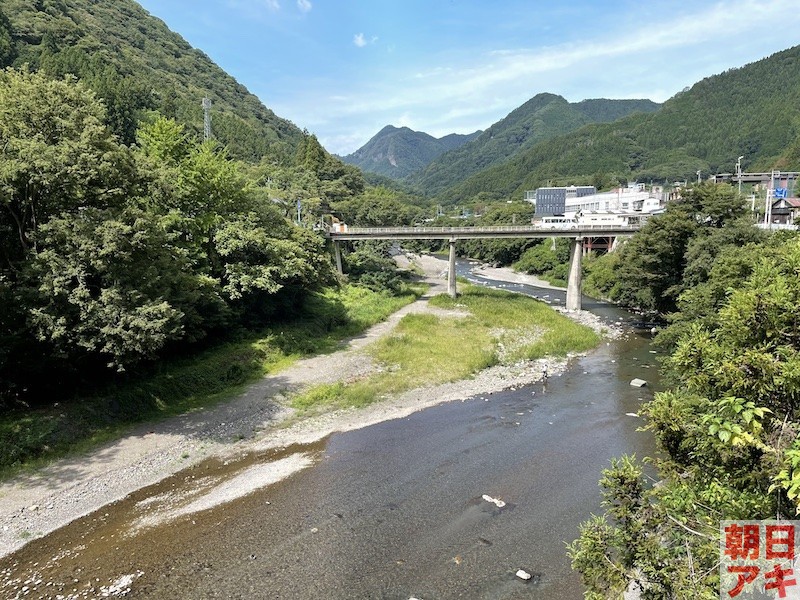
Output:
(334, 241), (343, 275)
(448, 239), (457, 298)
(566, 237), (583, 311)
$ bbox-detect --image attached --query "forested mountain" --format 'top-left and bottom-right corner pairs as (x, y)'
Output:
(0, 0), (304, 161)
(436, 45), (800, 204)
(572, 98), (661, 123)
(341, 125), (480, 179)
(407, 94), (661, 197)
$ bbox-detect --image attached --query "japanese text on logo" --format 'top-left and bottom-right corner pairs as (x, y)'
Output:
(720, 520), (799, 599)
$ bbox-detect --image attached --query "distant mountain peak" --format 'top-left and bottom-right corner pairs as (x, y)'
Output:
(342, 126), (481, 179)
(406, 94), (662, 196)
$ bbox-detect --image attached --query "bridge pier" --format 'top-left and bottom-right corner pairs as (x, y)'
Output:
(448, 239), (457, 298)
(566, 237), (583, 311)
(334, 241), (343, 275)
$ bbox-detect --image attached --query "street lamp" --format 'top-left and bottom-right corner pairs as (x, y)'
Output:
(696, 170), (701, 183)
(736, 155), (744, 196)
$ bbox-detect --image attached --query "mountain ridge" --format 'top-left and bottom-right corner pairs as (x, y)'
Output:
(406, 94), (661, 196)
(1, 0), (305, 162)
(433, 45), (800, 204)
(341, 125), (481, 179)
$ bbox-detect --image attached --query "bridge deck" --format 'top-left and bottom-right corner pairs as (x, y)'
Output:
(327, 225), (640, 241)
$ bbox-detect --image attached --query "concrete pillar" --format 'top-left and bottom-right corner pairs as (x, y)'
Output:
(448, 239), (457, 298)
(566, 237), (583, 311)
(334, 241), (343, 275)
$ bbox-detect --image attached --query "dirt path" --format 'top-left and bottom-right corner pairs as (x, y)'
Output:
(0, 255), (612, 558)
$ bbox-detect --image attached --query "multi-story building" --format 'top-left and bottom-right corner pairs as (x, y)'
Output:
(525, 184), (664, 216)
(526, 185), (596, 216)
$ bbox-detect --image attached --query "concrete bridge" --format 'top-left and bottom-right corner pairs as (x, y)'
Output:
(326, 224), (641, 311)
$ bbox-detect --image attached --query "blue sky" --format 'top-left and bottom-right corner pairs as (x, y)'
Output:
(135, 0), (800, 155)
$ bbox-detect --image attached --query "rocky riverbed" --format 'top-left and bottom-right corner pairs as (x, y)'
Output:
(0, 254), (618, 558)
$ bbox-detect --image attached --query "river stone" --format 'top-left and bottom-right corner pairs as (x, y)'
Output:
(630, 378), (648, 387)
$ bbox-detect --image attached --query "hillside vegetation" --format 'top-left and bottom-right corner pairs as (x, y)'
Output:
(436, 46), (800, 203)
(570, 185), (800, 598)
(0, 0), (304, 161)
(0, 0), (429, 416)
(341, 125), (480, 179)
(408, 94), (660, 197)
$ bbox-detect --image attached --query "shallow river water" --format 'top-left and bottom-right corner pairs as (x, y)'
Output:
(1, 263), (661, 599)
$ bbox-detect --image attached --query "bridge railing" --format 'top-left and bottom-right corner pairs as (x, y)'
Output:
(329, 224), (641, 234)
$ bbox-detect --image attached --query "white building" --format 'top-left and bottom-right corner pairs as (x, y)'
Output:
(524, 183), (667, 217)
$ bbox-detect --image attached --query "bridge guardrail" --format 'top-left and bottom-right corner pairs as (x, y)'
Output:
(328, 225), (642, 234)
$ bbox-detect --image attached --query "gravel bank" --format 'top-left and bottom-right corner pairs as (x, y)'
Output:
(0, 254), (615, 558)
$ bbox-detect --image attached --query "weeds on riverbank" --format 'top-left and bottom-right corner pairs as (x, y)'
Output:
(290, 284), (599, 414)
(0, 284), (423, 479)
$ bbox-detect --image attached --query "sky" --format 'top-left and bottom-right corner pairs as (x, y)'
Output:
(134, 0), (800, 156)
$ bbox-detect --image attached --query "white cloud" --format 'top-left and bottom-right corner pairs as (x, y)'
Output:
(353, 33), (378, 48)
(297, 0), (311, 13)
(274, 0), (800, 153)
(265, 0), (280, 10)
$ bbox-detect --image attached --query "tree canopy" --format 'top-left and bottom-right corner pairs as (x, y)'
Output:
(572, 233), (800, 598)
(0, 69), (369, 404)
(585, 183), (763, 314)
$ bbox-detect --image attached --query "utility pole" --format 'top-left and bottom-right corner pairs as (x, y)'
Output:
(765, 187), (773, 227)
(736, 155), (744, 195)
(202, 97), (212, 141)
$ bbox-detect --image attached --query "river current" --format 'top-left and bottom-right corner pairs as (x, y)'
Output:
(0, 260), (660, 599)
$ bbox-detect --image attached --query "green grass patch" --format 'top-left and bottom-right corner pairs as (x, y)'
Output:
(289, 381), (376, 412)
(291, 284), (599, 414)
(0, 283), (423, 479)
(431, 285), (599, 359)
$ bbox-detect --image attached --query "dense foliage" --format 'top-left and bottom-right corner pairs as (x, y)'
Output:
(584, 183), (764, 314)
(0, 68), (379, 407)
(570, 231), (800, 598)
(1, 0), (303, 160)
(569, 185), (800, 598)
(514, 238), (573, 285)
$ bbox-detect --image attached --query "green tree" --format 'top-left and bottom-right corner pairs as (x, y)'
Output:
(343, 244), (404, 294)
(214, 207), (333, 301)
(27, 207), (191, 370)
(0, 68), (133, 268)
(612, 183), (748, 313)
(0, 8), (16, 68)
(333, 188), (421, 226)
(572, 234), (800, 598)
(136, 116), (335, 319)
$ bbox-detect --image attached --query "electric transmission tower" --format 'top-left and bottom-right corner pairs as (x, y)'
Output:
(202, 97), (212, 141)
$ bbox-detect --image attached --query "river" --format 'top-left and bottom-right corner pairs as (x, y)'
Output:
(0, 262), (660, 599)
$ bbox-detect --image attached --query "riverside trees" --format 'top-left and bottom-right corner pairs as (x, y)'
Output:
(569, 188), (800, 598)
(584, 182), (764, 314)
(0, 68), (353, 405)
